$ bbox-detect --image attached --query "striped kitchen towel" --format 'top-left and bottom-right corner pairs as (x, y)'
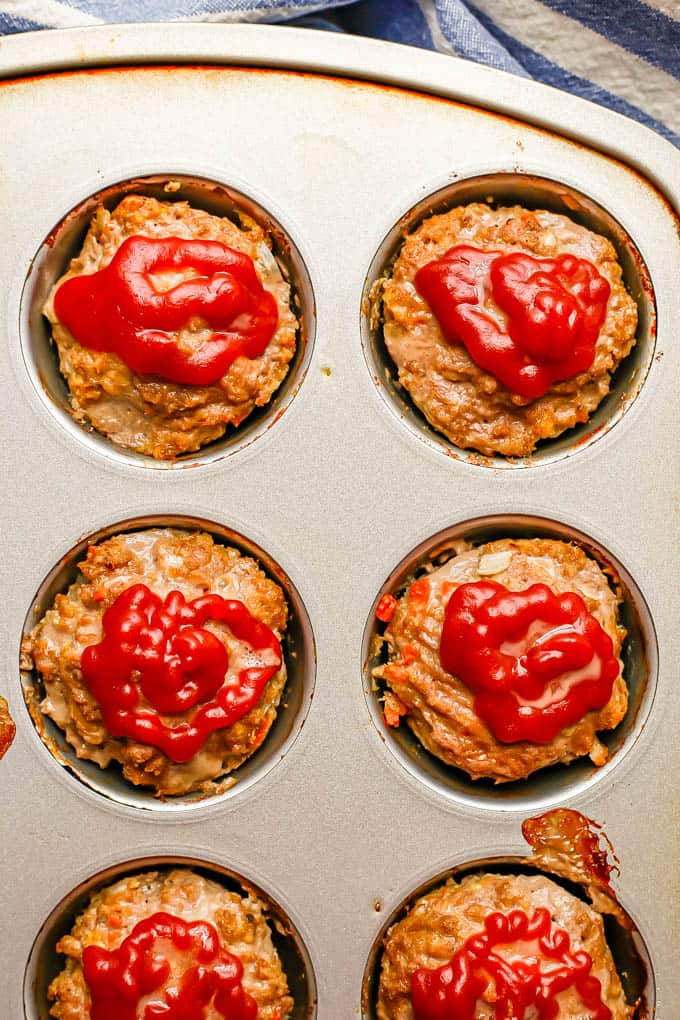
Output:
(1, 0), (678, 146)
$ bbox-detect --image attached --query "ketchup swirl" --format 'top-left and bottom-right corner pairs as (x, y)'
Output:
(414, 244), (610, 399)
(82, 911), (258, 1020)
(411, 907), (612, 1019)
(53, 236), (279, 386)
(439, 581), (618, 744)
(80, 584), (282, 762)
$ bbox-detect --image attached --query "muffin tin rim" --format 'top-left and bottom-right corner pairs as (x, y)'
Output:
(0, 22), (677, 189)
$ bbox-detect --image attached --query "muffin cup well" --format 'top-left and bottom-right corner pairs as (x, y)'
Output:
(20, 171), (316, 472)
(362, 513), (657, 815)
(361, 853), (654, 1019)
(20, 513), (316, 815)
(361, 170), (656, 468)
(24, 852), (318, 1020)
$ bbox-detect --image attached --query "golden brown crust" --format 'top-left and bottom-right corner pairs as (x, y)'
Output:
(0, 696), (16, 760)
(377, 872), (632, 1019)
(45, 195), (298, 459)
(377, 538), (627, 782)
(48, 869), (294, 1020)
(380, 204), (638, 457)
(24, 529), (288, 796)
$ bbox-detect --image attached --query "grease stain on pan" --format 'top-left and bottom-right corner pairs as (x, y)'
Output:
(3, 62), (679, 220)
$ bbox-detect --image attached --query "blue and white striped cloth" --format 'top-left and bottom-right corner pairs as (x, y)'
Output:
(1, 0), (678, 147)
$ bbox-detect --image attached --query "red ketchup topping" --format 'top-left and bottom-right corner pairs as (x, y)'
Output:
(82, 911), (258, 1020)
(439, 581), (618, 744)
(80, 584), (282, 763)
(411, 907), (612, 1020)
(414, 244), (610, 399)
(53, 235), (279, 386)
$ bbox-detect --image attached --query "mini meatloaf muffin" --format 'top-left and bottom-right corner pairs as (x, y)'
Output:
(44, 195), (298, 459)
(48, 868), (294, 1020)
(375, 539), (627, 782)
(0, 695), (15, 759)
(380, 204), (638, 457)
(22, 528), (288, 796)
(377, 872), (632, 1019)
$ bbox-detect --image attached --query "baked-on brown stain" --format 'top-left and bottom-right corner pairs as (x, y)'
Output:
(523, 808), (621, 912)
(0, 63), (678, 226)
(522, 809), (651, 1018)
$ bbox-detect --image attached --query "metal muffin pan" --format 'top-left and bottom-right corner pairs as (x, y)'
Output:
(20, 512), (316, 815)
(21, 170), (317, 473)
(362, 512), (658, 816)
(1, 23), (679, 1018)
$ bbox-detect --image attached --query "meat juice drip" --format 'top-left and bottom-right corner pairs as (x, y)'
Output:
(82, 911), (258, 1020)
(414, 244), (610, 399)
(53, 236), (279, 385)
(520, 810), (650, 1015)
(80, 583), (282, 762)
(439, 581), (619, 744)
(522, 809), (626, 927)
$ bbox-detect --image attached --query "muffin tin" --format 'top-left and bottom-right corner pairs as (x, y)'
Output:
(24, 851), (317, 1020)
(1, 22), (679, 1018)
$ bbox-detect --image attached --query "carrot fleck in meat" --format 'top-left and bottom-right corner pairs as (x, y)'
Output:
(384, 663), (408, 684)
(375, 593), (398, 623)
(384, 692), (408, 728)
(0, 697), (15, 761)
(408, 578), (431, 615)
(402, 643), (418, 665)
(252, 719), (270, 749)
